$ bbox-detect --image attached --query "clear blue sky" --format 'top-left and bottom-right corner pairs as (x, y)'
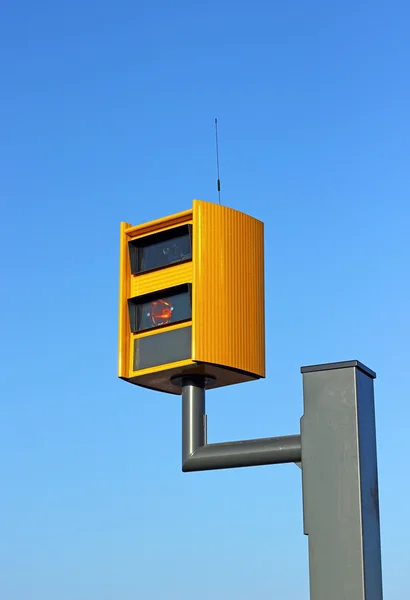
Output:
(0, 1), (409, 598)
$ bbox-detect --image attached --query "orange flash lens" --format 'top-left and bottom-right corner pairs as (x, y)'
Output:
(151, 299), (173, 326)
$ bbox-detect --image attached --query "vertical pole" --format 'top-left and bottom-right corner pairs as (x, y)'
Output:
(301, 361), (383, 600)
(182, 376), (206, 464)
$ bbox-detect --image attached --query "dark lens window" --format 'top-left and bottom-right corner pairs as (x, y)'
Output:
(128, 284), (192, 333)
(129, 225), (192, 275)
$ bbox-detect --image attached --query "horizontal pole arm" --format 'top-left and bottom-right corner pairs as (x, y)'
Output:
(181, 376), (301, 472)
(182, 434), (302, 472)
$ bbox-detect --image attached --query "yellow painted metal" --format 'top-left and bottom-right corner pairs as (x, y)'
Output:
(118, 209), (194, 382)
(118, 221), (132, 378)
(131, 319), (191, 340)
(130, 358), (195, 379)
(118, 199), (265, 392)
(129, 319), (191, 348)
(192, 199), (265, 378)
(130, 261), (192, 297)
(125, 209), (192, 239)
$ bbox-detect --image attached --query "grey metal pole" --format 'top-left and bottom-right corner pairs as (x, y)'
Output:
(181, 376), (301, 472)
(178, 362), (384, 599)
(301, 360), (383, 600)
(182, 376), (206, 464)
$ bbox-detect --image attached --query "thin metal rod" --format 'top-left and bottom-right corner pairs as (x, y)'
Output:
(181, 378), (301, 472)
(214, 118), (221, 204)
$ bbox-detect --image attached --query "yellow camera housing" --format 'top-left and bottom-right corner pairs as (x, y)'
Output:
(118, 199), (265, 394)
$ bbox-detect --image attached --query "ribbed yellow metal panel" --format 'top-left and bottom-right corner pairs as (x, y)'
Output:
(125, 210), (192, 239)
(130, 319), (192, 343)
(192, 200), (265, 378)
(130, 261), (192, 297)
(131, 358), (195, 378)
(118, 221), (132, 378)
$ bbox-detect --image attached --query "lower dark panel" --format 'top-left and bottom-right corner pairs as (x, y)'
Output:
(133, 326), (192, 371)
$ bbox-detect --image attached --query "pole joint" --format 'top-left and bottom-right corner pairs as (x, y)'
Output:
(177, 376), (302, 473)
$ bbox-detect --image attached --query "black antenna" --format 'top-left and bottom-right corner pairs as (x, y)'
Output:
(214, 118), (221, 204)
